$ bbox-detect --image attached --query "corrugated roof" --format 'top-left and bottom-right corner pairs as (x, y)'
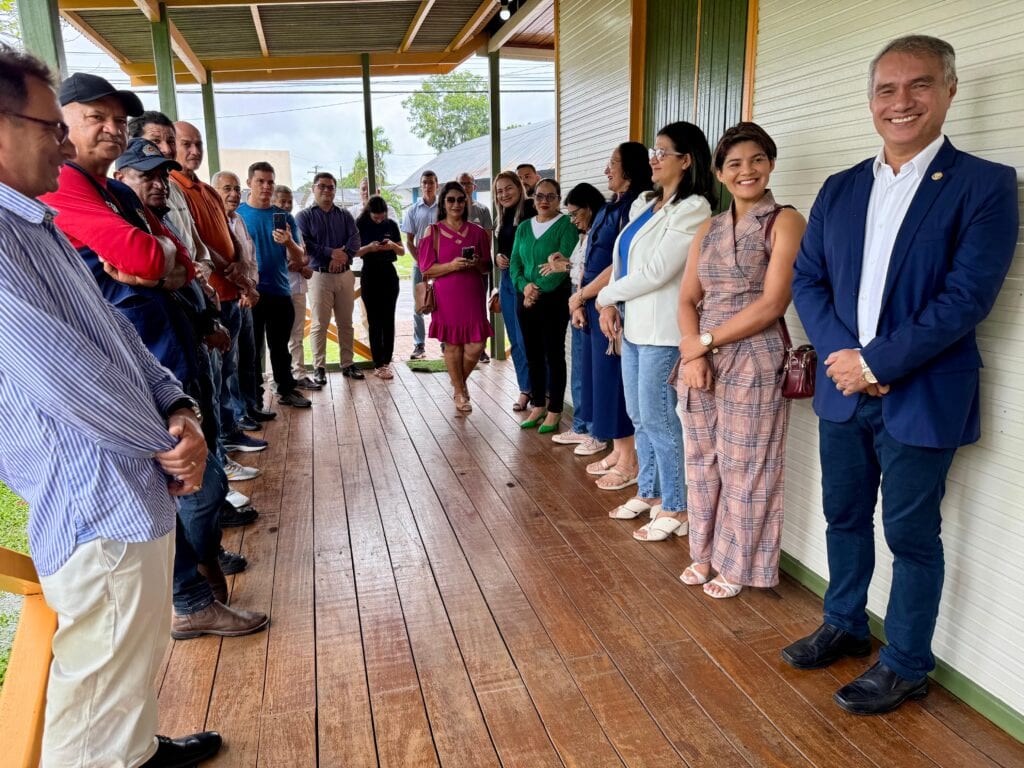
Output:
(398, 119), (555, 188)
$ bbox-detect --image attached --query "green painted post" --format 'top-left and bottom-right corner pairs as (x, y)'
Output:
(201, 71), (220, 176)
(18, 0), (66, 78)
(361, 53), (376, 195)
(150, 3), (178, 121)
(488, 51), (506, 360)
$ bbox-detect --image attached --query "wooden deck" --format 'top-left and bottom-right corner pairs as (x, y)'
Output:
(156, 359), (1024, 768)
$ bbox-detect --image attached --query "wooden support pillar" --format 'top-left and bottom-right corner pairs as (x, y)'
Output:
(361, 53), (376, 194)
(150, 2), (178, 121)
(18, 0), (67, 78)
(201, 71), (220, 175)
(488, 50), (506, 360)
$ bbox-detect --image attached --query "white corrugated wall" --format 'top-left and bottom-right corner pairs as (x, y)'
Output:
(753, 0), (1024, 715)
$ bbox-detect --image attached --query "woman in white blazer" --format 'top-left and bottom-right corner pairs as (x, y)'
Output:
(596, 121), (715, 539)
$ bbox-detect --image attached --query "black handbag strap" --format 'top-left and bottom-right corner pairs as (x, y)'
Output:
(764, 204), (796, 350)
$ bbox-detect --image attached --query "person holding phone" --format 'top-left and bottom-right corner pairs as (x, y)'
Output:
(417, 180), (492, 413)
(355, 195), (404, 378)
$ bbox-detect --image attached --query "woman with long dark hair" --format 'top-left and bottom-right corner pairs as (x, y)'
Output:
(355, 195), (404, 378)
(418, 181), (492, 412)
(493, 171), (536, 411)
(596, 122), (715, 537)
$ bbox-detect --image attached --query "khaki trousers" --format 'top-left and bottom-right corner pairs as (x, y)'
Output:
(39, 533), (174, 767)
(309, 270), (355, 368)
(288, 292), (308, 377)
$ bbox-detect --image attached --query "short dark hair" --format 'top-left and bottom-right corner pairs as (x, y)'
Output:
(713, 122), (777, 171)
(534, 177), (561, 200)
(420, 169), (438, 182)
(655, 121), (716, 209)
(516, 163), (537, 174)
(313, 171), (335, 185)
(247, 161), (274, 179)
(127, 110), (173, 140)
(273, 184), (291, 196)
(436, 180), (468, 222)
(564, 182), (606, 219)
(616, 141), (653, 193)
(0, 46), (55, 114)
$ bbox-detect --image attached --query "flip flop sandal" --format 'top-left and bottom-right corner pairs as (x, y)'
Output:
(586, 457), (615, 476)
(596, 468), (638, 491)
(608, 498), (652, 519)
(703, 575), (743, 599)
(633, 513), (688, 542)
(679, 564), (711, 585)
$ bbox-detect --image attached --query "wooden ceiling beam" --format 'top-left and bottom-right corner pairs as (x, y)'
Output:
(446, 0), (496, 53)
(60, 0), (417, 9)
(250, 5), (270, 57)
(487, 0), (549, 53)
(129, 61), (458, 85)
(168, 19), (207, 82)
(60, 10), (131, 63)
(398, 0), (435, 54)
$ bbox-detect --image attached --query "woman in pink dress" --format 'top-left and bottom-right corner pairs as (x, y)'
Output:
(418, 180), (493, 413)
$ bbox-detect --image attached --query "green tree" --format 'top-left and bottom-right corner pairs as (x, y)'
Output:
(402, 71), (490, 154)
(1, 0), (21, 44)
(341, 125), (392, 190)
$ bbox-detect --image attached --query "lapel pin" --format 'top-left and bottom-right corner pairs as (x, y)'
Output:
(931, 172), (943, 181)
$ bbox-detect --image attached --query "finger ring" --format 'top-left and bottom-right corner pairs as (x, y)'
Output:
(189, 460), (197, 468)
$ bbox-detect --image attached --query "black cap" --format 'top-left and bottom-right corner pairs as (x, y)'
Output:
(59, 72), (144, 117)
(115, 138), (181, 172)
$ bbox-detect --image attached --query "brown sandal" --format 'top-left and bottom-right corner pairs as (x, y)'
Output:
(512, 392), (530, 411)
(454, 392), (473, 413)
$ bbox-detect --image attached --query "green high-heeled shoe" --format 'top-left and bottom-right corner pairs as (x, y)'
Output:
(538, 420), (559, 435)
(520, 410), (547, 429)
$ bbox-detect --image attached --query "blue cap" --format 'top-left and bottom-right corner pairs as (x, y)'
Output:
(115, 138), (181, 173)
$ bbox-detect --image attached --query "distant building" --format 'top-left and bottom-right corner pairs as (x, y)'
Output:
(199, 148), (294, 187)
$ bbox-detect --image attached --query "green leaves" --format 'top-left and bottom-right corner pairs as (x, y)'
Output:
(402, 71), (490, 154)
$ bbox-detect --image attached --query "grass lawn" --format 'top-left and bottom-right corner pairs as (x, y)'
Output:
(0, 483), (29, 689)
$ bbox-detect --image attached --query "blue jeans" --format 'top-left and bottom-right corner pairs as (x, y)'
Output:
(820, 396), (955, 681)
(236, 305), (259, 413)
(218, 299), (243, 432)
(570, 323), (591, 434)
(621, 339), (686, 513)
(173, 453), (229, 613)
(499, 268), (531, 393)
(411, 262), (426, 347)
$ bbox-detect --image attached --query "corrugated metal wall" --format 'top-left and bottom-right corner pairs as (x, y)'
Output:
(753, 0), (1024, 717)
(556, 0), (633, 192)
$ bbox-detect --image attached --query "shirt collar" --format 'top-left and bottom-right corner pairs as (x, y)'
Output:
(872, 134), (945, 180)
(0, 181), (57, 224)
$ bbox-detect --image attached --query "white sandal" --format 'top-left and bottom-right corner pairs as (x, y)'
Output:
(608, 498), (651, 519)
(679, 564), (711, 586)
(586, 457), (615, 476)
(703, 575), (743, 599)
(633, 509), (688, 542)
(595, 468), (638, 491)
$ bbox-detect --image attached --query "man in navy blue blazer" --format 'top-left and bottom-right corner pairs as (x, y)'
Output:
(785, 35), (1018, 715)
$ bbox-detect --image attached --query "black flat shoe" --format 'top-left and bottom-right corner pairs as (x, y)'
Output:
(142, 731), (222, 767)
(217, 548), (248, 575)
(342, 365), (365, 380)
(781, 623), (872, 670)
(834, 661), (928, 715)
(220, 504), (258, 528)
(247, 407), (277, 422)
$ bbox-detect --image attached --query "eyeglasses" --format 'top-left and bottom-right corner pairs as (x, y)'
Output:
(567, 208), (582, 220)
(219, 185), (242, 193)
(648, 147), (687, 161)
(1, 111), (69, 144)
(445, 196), (467, 204)
(534, 193), (559, 203)
(315, 184), (336, 191)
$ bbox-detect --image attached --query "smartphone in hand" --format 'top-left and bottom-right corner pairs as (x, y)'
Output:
(273, 212), (287, 231)
(461, 246), (476, 262)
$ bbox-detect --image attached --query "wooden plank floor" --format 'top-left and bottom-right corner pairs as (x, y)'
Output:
(156, 359), (1024, 768)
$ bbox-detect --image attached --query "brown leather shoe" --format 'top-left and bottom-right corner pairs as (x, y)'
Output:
(172, 601), (269, 640)
(197, 561), (228, 605)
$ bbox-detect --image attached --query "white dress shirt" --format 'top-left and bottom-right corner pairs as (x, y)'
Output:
(858, 134), (945, 346)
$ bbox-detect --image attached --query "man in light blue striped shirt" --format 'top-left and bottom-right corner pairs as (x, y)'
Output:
(0, 50), (220, 767)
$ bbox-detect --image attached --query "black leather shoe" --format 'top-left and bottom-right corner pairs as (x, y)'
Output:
(220, 504), (258, 528)
(781, 623), (872, 670)
(313, 366), (327, 385)
(247, 407), (277, 422)
(342, 365), (365, 380)
(834, 661), (928, 715)
(218, 548), (248, 575)
(142, 731), (222, 767)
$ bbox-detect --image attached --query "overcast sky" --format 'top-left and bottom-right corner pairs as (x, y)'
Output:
(59, 22), (555, 187)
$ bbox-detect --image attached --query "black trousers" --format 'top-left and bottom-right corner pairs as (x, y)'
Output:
(361, 264), (400, 366)
(251, 292), (297, 398)
(516, 280), (570, 412)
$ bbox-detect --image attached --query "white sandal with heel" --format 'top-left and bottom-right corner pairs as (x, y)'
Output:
(632, 507), (688, 542)
(608, 498), (651, 519)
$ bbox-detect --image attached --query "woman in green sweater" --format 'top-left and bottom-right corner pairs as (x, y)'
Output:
(510, 178), (581, 434)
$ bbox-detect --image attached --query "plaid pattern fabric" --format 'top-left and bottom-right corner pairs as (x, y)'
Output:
(678, 192), (791, 588)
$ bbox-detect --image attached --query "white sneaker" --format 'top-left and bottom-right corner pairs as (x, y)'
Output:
(225, 458), (261, 481)
(226, 488), (250, 508)
(574, 437), (609, 456)
(552, 429), (589, 445)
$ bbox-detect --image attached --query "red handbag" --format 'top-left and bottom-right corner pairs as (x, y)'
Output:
(766, 205), (816, 399)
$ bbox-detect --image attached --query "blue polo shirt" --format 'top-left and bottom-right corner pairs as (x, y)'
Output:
(237, 203), (295, 297)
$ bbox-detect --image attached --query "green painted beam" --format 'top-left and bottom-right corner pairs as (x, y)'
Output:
(488, 50), (506, 360)
(361, 53), (376, 195)
(150, 3), (178, 121)
(201, 71), (220, 176)
(18, 0), (67, 78)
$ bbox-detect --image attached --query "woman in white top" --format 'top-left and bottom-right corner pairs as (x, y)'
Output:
(596, 121), (716, 537)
